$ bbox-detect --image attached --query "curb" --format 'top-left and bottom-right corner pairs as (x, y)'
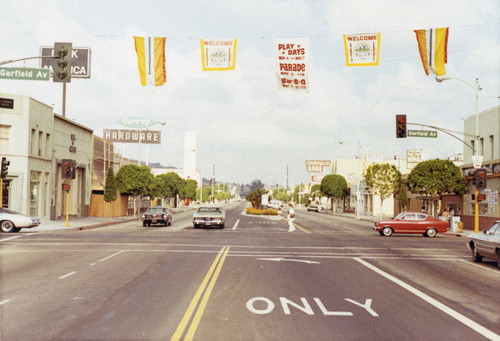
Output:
(76, 217), (139, 231)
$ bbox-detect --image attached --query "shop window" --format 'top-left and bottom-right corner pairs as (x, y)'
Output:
(30, 171), (40, 216)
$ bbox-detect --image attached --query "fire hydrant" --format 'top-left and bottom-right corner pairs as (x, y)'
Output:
(458, 221), (464, 233)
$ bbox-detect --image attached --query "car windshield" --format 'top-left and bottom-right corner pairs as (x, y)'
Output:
(146, 208), (167, 213)
(198, 207), (221, 213)
(394, 212), (405, 220)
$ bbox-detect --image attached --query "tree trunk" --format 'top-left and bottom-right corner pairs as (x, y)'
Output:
(379, 197), (384, 218)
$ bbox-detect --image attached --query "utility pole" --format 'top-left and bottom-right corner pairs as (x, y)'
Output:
(286, 165), (289, 190)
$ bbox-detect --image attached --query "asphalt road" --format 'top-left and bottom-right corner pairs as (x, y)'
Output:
(1, 201), (499, 340)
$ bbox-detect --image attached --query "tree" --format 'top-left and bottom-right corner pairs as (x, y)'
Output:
(364, 163), (401, 218)
(407, 159), (465, 215)
(320, 174), (348, 213)
(246, 188), (267, 209)
(397, 181), (409, 212)
(180, 179), (197, 201)
(115, 164), (154, 216)
(104, 166), (117, 219)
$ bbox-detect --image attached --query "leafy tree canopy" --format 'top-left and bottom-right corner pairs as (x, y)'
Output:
(320, 174), (348, 199)
(115, 164), (154, 196)
(407, 159), (465, 198)
(364, 163), (401, 201)
(180, 179), (197, 200)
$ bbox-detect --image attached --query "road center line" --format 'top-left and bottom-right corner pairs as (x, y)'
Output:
(232, 219), (240, 230)
(354, 258), (500, 341)
(97, 250), (125, 263)
(0, 299), (11, 306)
(58, 271), (77, 280)
(171, 246), (230, 341)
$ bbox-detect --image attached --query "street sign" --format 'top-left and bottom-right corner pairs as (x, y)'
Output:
(408, 130), (437, 138)
(0, 67), (50, 81)
(40, 46), (91, 78)
(472, 155), (483, 169)
(62, 183), (70, 191)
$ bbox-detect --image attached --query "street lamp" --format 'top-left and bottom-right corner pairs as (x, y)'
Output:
(435, 76), (482, 232)
(435, 77), (481, 156)
(144, 121), (166, 166)
(339, 141), (362, 219)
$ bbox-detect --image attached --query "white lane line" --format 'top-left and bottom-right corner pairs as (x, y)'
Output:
(59, 271), (77, 280)
(97, 250), (124, 263)
(354, 258), (500, 341)
(232, 219), (240, 230)
(0, 236), (23, 242)
(0, 299), (11, 306)
(459, 259), (500, 275)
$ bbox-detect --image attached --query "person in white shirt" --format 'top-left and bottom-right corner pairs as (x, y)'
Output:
(287, 203), (296, 232)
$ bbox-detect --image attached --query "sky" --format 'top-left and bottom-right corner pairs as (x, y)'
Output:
(1, 0), (499, 186)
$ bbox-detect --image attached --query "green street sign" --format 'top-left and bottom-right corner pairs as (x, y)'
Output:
(0, 67), (50, 81)
(408, 130), (438, 138)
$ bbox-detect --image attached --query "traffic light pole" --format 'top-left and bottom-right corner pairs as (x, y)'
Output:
(62, 82), (67, 117)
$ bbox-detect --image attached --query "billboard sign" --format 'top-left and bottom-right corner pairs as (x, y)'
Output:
(118, 117), (157, 128)
(311, 175), (324, 183)
(305, 160), (331, 173)
(103, 129), (161, 144)
(40, 46), (91, 78)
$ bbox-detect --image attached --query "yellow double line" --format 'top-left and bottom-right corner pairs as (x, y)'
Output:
(171, 246), (230, 341)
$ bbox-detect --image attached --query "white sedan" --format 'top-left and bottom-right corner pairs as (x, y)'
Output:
(0, 208), (41, 233)
(467, 220), (500, 268)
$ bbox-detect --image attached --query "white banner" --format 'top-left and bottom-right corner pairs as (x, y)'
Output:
(201, 39), (237, 71)
(274, 38), (309, 92)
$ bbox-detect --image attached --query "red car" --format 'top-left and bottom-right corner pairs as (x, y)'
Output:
(373, 212), (449, 238)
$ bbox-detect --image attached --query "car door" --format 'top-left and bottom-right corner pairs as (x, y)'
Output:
(478, 223), (500, 258)
(401, 213), (417, 232)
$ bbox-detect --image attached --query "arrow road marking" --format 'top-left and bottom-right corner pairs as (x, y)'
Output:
(257, 257), (320, 264)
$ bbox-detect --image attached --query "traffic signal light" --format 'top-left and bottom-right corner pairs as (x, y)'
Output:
(53, 42), (72, 83)
(1, 157), (10, 179)
(396, 114), (407, 138)
(61, 159), (75, 179)
(475, 168), (487, 189)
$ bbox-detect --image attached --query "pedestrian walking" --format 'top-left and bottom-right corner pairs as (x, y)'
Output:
(287, 203), (296, 232)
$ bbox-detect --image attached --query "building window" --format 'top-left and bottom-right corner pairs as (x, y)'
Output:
(46, 133), (51, 158)
(479, 137), (484, 156)
(31, 128), (36, 156)
(471, 140), (475, 155)
(490, 135), (494, 160)
(38, 131), (43, 156)
(30, 171), (40, 216)
(0, 125), (10, 151)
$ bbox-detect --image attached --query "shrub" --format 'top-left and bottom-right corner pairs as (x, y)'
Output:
(246, 207), (279, 216)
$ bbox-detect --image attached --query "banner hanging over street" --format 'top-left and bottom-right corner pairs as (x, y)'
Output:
(201, 39), (237, 71)
(274, 38), (309, 93)
(343, 33), (381, 66)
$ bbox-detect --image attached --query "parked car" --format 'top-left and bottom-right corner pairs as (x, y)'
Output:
(0, 207), (40, 233)
(307, 204), (320, 212)
(141, 207), (172, 227)
(193, 206), (225, 229)
(467, 221), (500, 268)
(373, 211), (449, 237)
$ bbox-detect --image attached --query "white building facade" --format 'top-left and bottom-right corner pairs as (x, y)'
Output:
(0, 92), (93, 220)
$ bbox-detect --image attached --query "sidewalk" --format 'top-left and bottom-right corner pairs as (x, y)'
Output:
(27, 206), (196, 232)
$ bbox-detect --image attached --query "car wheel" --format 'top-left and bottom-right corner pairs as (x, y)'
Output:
(425, 228), (437, 238)
(220, 224), (225, 229)
(382, 227), (393, 237)
(497, 251), (500, 269)
(143, 222), (146, 227)
(193, 224), (198, 229)
(378, 231), (384, 236)
(1, 220), (16, 233)
(12, 227), (21, 233)
(471, 243), (483, 263)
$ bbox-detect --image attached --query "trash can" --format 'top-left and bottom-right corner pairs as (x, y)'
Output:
(450, 217), (460, 232)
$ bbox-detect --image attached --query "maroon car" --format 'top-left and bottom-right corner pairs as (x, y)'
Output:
(373, 211), (449, 237)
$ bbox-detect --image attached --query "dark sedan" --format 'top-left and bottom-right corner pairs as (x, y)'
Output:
(467, 220), (500, 268)
(141, 207), (172, 227)
(373, 211), (449, 237)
